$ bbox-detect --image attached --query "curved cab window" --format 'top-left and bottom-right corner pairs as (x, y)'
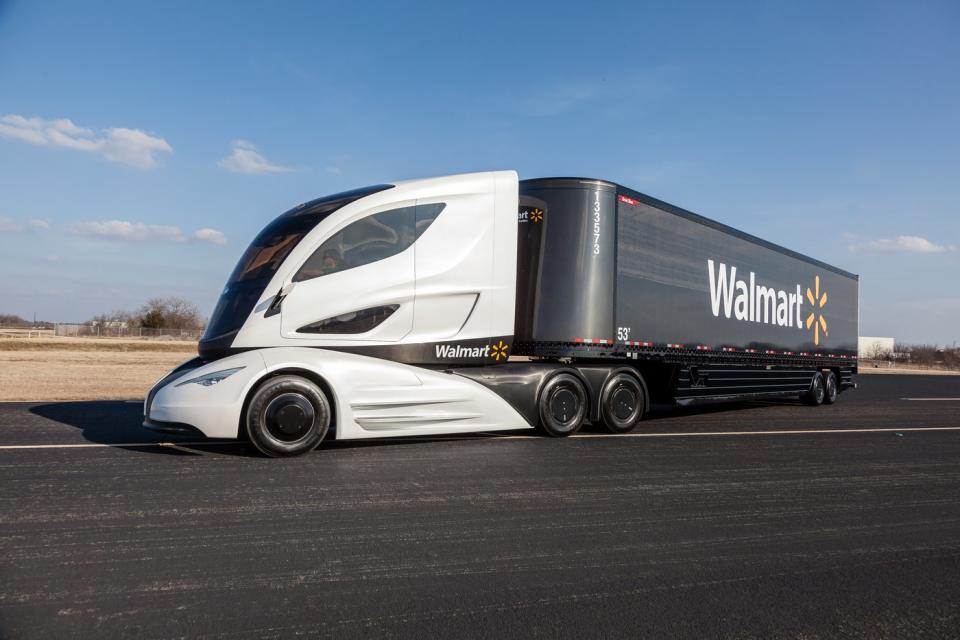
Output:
(294, 203), (446, 282)
(298, 305), (399, 334)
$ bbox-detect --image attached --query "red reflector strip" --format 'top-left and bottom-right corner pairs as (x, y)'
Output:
(574, 338), (612, 345)
(695, 345), (712, 351)
(745, 348), (758, 353)
(721, 347), (737, 352)
(765, 349), (777, 354)
(784, 351), (794, 355)
(617, 195), (640, 206)
(800, 352), (809, 356)
(667, 343), (684, 349)
(840, 355), (848, 358)
(627, 340), (653, 347)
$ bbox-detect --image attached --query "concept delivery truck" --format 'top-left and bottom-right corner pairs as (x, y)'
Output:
(144, 171), (859, 456)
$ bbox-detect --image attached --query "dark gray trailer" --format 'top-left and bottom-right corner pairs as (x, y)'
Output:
(512, 177), (858, 410)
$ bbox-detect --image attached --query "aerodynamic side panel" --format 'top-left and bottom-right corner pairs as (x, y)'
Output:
(259, 348), (533, 439)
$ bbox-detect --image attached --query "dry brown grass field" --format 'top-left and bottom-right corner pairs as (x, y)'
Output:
(0, 337), (197, 401)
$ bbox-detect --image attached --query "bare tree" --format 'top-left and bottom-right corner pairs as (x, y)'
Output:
(137, 297), (205, 330)
(867, 343), (892, 361)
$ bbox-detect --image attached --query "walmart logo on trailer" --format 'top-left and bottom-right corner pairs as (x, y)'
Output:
(706, 260), (805, 329)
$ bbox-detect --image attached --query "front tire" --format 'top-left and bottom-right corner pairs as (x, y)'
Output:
(802, 371), (826, 406)
(822, 370), (839, 405)
(600, 373), (645, 434)
(537, 373), (587, 437)
(245, 375), (331, 457)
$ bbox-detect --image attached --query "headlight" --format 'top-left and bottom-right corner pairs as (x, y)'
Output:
(176, 367), (245, 387)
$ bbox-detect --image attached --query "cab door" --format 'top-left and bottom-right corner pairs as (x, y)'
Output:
(279, 203), (416, 342)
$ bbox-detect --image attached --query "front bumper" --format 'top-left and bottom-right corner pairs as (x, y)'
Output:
(144, 351), (268, 439)
(142, 417), (208, 437)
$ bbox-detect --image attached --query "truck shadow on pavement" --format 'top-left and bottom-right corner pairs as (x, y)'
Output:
(27, 398), (782, 458)
(27, 401), (256, 458)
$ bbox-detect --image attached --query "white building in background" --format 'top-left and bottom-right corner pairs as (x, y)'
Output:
(859, 336), (895, 359)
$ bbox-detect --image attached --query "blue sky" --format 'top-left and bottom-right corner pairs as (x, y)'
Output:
(0, 0), (957, 344)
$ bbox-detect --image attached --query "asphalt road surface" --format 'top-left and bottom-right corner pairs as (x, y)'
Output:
(2, 374), (960, 638)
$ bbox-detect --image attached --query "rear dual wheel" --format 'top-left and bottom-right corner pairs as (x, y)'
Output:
(246, 375), (331, 457)
(536, 371), (646, 437)
(803, 371), (838, 406)
(599, 373), (645, 434)
(537, 373), (588, 437)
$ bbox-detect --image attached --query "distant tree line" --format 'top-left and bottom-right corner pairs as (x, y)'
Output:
(88, 297), (206, 331)
(866, 343), (960, 371)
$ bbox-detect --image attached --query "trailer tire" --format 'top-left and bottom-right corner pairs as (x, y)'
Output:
(802, 371), (826, 407)
(537, 373), (587, 437)
(823, 370), (839, 405)
(600, 373), (645, 433)
(245, 375), (331, 457)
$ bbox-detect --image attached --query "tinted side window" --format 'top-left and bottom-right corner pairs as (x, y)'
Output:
(298, 305), (399, 334)
(294, 207), (414, 282)
(414, 203), (446, 240)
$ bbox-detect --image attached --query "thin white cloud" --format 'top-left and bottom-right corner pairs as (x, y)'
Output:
(0, 114), (172, 169)
(849, 235), (954, 254)
(0, 216), (51, 233)
(71, 220), (227, 245)
(192, 228), (227, 245)
(218, 139), (293, 174)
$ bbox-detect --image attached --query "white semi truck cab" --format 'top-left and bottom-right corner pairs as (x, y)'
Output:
(146, 171), (858, 456)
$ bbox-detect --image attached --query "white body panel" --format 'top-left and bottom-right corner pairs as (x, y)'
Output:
(148, 347), (532, 440)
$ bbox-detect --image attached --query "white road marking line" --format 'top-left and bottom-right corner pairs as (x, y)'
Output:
(901, 398), (960, 401)
(1, 426), (959, 450)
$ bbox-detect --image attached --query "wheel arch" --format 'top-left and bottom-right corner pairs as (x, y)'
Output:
(240, 367), (340, 440)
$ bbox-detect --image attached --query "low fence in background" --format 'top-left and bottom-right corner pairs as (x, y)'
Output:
(52, 323), (203, 340)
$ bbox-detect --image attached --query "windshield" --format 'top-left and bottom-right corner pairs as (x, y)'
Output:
(227, 184), (395, 284)
(201, 183), (394, 350)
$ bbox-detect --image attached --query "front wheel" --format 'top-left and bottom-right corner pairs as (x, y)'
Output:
(537, 373), (587, 437)
(245, 375), (331, 457)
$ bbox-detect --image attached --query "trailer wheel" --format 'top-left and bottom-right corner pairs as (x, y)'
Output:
(245, 375), (331, 457)
(822, 371), (839, 405)
(600, 373), (645, 433)
(802, 371), (826, 406)
(537, 373), (587, 437)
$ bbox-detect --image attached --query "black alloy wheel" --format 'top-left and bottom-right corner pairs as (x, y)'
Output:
(803, 371), (826, 406)
(537, 373), (588, 437)
(600, 373), (645, 434)
(246, 375), (331, 457)
(822, 370), (839, 404)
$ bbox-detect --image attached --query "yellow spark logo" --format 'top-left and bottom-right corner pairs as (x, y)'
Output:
(529, 208), (543, 223)
(491, 340), (509, 361)
(805, 275), (828, 346)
